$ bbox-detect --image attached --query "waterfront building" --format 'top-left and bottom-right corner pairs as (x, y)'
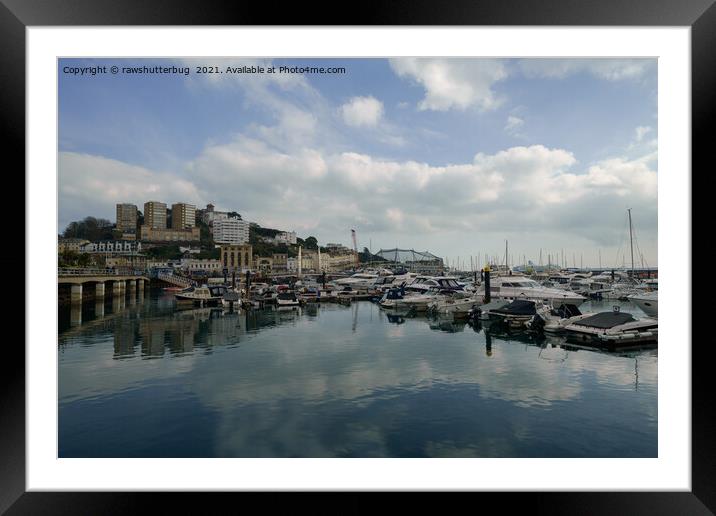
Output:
(139, 226), (200, 242)
(300, 249), (318, 272)
(115, 203), (138, 233)
(287, 257), (298, 272)
(171, 203), (196, 229)
(179, 258), (222, 274)
(213, 218), (250, 245)
(325, 242), (351, 252)
(144, 201), (167, 229)
(323, 253), (358, 272)
(58, 238), (90, 253)
(255, 256), (273, 273)
(220, 244), (253, 272)
(105, 254), (146, 269)
(272, 253), (288, 273)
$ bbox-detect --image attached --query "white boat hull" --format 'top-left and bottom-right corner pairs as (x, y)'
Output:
(629, 295), (658, 318)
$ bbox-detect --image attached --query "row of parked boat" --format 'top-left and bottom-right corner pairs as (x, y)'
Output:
(168, 266), (657, 347)
(362, 268), (658, 347)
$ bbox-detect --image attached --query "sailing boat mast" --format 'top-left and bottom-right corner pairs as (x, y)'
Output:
(504, 240), (508, 271)
(628, 208), (635, 279)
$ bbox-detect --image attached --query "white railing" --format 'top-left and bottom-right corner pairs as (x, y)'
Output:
(58, 267), (145, 277)
(157, 272), (196, 287)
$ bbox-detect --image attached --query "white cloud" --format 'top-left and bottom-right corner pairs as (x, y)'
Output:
(339, 96), (384, 127)
(389, 58), (508, 111)
(60, 139), (656, 258)
(58, 152), (204, 229)
(635, 125), (652, 141)
(519, 59), (655, 81)
(505, 115), (524, 134)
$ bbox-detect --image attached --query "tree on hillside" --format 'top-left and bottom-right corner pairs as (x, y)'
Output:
(62, 216), (114, 241)
(304, 236), (318, 249)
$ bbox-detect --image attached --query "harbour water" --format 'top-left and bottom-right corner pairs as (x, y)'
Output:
(59, 290), (657, 458)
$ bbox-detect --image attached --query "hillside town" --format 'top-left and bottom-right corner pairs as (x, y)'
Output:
(58, 201), (361, 279)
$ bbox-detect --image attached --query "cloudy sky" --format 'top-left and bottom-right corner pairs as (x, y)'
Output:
(58, 58), (657, 268)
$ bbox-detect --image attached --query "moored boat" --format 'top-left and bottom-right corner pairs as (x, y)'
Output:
(175, 284), (231, 306)
(563, 306), (657, 345)
(628, 291), (658, 318)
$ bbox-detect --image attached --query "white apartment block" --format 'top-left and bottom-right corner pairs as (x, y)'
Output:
(213, 218), (250, 245)
(275, 231), (297, 245)
(203, 210), (229, 226)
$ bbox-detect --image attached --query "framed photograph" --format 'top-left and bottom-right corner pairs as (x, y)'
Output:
(8, 0), (706, 512)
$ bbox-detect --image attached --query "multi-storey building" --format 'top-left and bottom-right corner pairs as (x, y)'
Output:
(139, 226), (200, 242)
(220, 244), (253, 272)
(171, 203), (196, 229)
(116, 203), (138, 233)
(271, 253), (288, 273)
(213, 218), (250, 245)
(144, 201), (167, 229)
(202, 203), (231, 226)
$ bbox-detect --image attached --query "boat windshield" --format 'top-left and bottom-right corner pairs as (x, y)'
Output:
(509, 281), (541, 288)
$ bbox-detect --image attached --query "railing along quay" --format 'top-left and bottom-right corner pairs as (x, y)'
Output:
(58, 267), (145, 277)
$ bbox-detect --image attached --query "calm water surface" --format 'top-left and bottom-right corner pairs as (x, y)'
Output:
(58, 290), (657, 457)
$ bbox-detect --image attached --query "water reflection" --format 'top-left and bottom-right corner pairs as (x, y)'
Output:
(59, 293), (658, 458)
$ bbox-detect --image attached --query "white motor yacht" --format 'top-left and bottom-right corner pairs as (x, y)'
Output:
(175, 284), (230, 306)
(563, 306), (657, 345)
(476, 276), (587, 306)
(276, 291), (300, 307)
(405, 275), (463, 294)
(427, 290), (481, 316)
(628, 291), (658, 318)
(526, 303), (595, 334)
(379, 287), (440, 312)
(333, 272), (379, 290)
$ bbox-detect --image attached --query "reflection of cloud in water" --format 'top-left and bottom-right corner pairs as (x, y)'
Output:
(60, 300), (658, 456)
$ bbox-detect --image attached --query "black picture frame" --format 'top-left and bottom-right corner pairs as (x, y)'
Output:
(4, 0), (707, 513)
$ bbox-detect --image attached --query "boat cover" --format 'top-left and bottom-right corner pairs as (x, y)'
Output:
(572, 311), (635, 329)
(480, 300), (510, 312)
(491, 299), (537, 316)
